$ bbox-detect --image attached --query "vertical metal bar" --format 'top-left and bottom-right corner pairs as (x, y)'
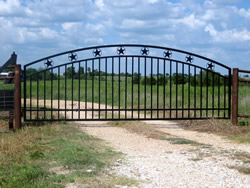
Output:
(170, 61), (172, 118)
(37, 74), (39, 119)
(232, 68), (238, 125)
(138, 57), (140, 119)
(72, 63), (73, 119)
(188, 65), (190, 118)
(44, 71), (46, 119)
(92, 59), (94, 119)
(206, 70), (209, 117)
(218, 76), (220, 117)
(30, 76), (32, 119)
(9, 111), (13, 130)
(24, 66), (27, 121)
(112, 57), (114, 119)
(58, 67), (60, 120)
(65, 65), (67, 120)
(224, 77), (226, 118)
(51, 69), (53, 119)
(194, 67), (196, 118)
(132, 57), (134, 119)
(150, 58), (153, 118)
(85, 61), (87, 119)
(200, 69), (203, 117)
(228, 68), (232, 119)
(14, 65), (21, 129)
(157, 58), (159, 118)
(119, 57), (121, 119)
(144, 57), (146, 119)
(182, 63), (184, 118)
(212, 72), (214, 117)
(125, 57), (128, 119)
(105, 58), (107, 119)
(163, 59), (166, 119)
(176, 62), (178, 118)
(78, 62), (81, 119)
(99, 58), (101, 119)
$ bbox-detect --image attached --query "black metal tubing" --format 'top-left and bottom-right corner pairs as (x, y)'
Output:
(28, 56), (228, 80)
(25, 44), (230, 69)
(26, 107), (228, 112)
(23, 44), (231, 122)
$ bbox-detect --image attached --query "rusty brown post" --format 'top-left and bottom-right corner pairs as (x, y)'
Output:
(14, 64), (21, 129)
(232, 68), (239, 125)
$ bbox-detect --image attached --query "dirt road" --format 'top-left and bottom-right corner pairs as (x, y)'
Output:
(81, 121), (250, 188)
(27, 99), (250, 187)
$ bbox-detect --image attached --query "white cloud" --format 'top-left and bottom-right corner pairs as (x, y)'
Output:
(119, 19), (146, 30)
(205, 24), (250, 42)
(0, 0), (249, 70)
(201, 9), (216, 21)
(239, 8), (250, 18)
(95, 0), (104, 8)
(176, 14), (206, 29)
(147, 0), (159, 4)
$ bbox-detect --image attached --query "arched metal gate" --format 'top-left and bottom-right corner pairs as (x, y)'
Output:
(23, 44), (231, 121)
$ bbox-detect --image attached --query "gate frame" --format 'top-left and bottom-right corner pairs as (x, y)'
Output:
(23, 44), (232, 122)
(232, 68), (250, 125)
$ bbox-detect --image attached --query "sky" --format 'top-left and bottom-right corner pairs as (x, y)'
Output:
(0, 0), (250, 71)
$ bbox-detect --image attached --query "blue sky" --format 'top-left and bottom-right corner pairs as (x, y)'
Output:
(0, 0), (250, 71)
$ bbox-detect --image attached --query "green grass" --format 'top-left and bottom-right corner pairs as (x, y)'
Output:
(22, 77), (236, 118)
(1, 73), (249, 119)
(0, 122), (136, 187)
(160, 137), (207, 146)
(229, 135), (250, 144)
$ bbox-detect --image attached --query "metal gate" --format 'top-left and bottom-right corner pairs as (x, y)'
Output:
(23, 44), (231, 121)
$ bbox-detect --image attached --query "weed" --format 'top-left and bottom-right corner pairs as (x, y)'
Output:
(182, 119), (250, 144)
(229, 166), (250, 175)
(161, 137), (206, 146)
(0, 123), (135, 187)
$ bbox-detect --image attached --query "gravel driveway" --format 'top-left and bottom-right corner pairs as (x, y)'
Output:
(27, 99), (250, 187)
(81, 121), (250, 188)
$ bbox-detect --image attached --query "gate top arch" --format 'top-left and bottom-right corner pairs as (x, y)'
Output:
(24, 44), (230, 72)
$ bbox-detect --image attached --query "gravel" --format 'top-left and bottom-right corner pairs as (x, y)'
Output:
(28, 100), (250, 187)
(82, 123), (250, 188)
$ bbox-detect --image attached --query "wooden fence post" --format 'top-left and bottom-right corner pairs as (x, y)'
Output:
(232, 68), (238, 125)
(14, 64), (21, 130)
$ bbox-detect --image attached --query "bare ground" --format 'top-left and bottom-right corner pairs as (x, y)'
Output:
(27, 99), (250, 187)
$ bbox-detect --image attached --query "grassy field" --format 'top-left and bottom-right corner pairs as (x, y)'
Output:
(0, 120), (137, 187)
(23, 77), (235, 118)
(0, 75), (249, 120)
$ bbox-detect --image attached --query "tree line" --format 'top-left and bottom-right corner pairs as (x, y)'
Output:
(26, 67), (229, 86)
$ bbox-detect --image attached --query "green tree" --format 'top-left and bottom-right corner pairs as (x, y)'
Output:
(141, 75), (156, 85)
(133, 73), (141, 84)
(158, 75), (168, 85)
(172, 73), (188, 84)
(63, 66), (76, 79)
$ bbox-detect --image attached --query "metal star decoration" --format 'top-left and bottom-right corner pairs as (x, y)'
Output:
(44, 59), (53, 68)
(68, 52), (78, 61)
(93, 48), (102, 57)
(117, 47), (126, 55)
(163, 50), (172, 58)
(207, 62), (215, 70)
(186, 55), (193, 63)
(141, 47), (149, 56)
